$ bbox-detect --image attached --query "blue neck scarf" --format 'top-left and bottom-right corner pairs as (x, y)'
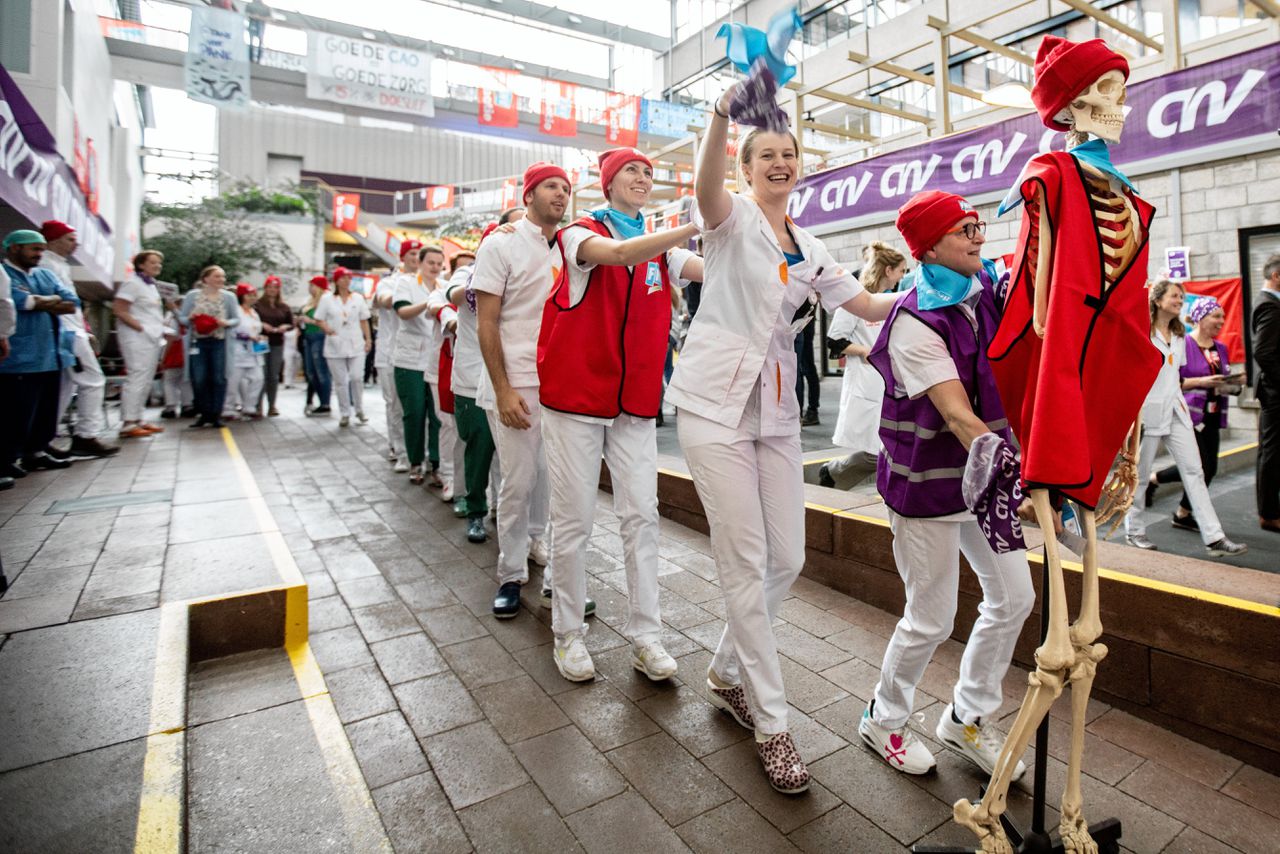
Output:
(998, 138), (1137, 217)
(591, 207), (645, 241)
(913, 259), (997, 310)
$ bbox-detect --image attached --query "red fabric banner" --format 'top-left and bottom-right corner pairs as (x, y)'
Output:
(605, 92), (640, 148)
(478, 67), (518, 127)
(1182, 277), (1246, 364)
(332, 193), (360, 231)
(500, 179), (519, 211)
(539, 80), (577, 137)
(426, 185), (455, 211)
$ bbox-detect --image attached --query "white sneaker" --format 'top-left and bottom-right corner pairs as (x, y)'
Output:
(935, 704), (1026, 782)
(858, 704), (936, 775)
(632, 641), (678, 681)
(356, 411), (368, 424)
(553, 632), (595, 682)
(440, 479), (454, 502)
(393, 459), (410, 474)
(528, 537), (549, 567)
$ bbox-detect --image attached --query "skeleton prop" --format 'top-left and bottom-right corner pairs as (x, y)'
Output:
(958, 37), (1162, 853)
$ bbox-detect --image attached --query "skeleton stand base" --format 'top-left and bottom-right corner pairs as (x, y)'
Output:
(911, 553), (1122, 854)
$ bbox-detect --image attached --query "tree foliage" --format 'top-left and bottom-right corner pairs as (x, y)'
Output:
(141, 194), (304, 291)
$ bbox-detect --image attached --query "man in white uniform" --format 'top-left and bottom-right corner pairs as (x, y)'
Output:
(39, 221), (116, 457)
(473, 162), (567, 619)
(375, 239), (420, 472)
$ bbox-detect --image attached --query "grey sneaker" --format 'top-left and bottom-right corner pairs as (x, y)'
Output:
(935, 704), (1026, 782)
(1206, 537), (1247, 557)
(1125, 534), (1157, 551)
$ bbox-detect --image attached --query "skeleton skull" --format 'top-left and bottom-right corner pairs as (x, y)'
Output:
(1065, 70), (1128, 143)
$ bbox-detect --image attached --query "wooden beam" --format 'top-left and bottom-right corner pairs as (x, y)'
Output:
(1052, 0), (1163, 50)
(800, 120), (876, 142)
(847, 51), (934, 86)
(804, 87), (932, 125)
(1250, 0), (1280, 16)
(928, 17), (1034, 67)
(933, 29), (951, 134)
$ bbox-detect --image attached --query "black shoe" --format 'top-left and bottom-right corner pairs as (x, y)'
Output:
(312, 405), (332, 415)
(818, 463), (835, 488)
(540, 588), (596, 617)
(43, 444), (73, 461)
(493, 581), (522, 619)
(0, 476), (14, 491)
(1171, 513), (1199, 532)
(2, 462), (27, 479)
(656, 411), (665, 427)
(209, 419), (225, 429)
(800, 408), (820, 427)
(188, 417), (207, 429)
(160, 408), (177, 420)
(70, 436), (120, 458)
(467, 517), (488, 543)
(180, 405), (198, 418)
(22, 452), (72, 471)
(1144, 480), (1158, 508)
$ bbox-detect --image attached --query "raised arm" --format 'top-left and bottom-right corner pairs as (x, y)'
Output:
(695, 85), (739, 231)
(840, 289), (898, 323)
(576, 223), (701, 268)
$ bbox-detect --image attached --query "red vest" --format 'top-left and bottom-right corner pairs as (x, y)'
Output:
(987, 151), (1160, 509)
(537, 217), (672, 419)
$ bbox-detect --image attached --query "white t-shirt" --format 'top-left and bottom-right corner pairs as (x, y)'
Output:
(0, 265), (14, 339)
(373, 272), (405, 369)
(315, 291), (370, 359)
(425, 285), (457, 385)
(232, 305), (264, 368)
(116, 274), (166, 345)
(1141, 330), (1192, 436)
(39, 252), (90, 341)
(391, 275), (436, 372)
(447, 266), (484, 398)
(470, 215), (558, 398)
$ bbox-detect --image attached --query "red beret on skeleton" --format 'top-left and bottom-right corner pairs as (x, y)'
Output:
(1031, 36), (1129, 131)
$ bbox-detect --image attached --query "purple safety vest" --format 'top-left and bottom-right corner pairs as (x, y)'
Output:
(868, 269), (1011, 518)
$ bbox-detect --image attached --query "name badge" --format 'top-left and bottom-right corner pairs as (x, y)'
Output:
(645, 262), (662, 295)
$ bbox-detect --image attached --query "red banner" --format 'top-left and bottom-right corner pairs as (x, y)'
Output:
(605, 92), (640, 148)
(1182, 278), (1246, 364)
(478, 67), (518, 127)
(426, 185), (455, 211)
(332, 193), (360, 231)
(500, 179), (519, 211)
(539, 80), (577, 138)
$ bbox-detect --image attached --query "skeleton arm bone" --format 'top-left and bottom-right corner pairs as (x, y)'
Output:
(1033, 186), (1052, 338)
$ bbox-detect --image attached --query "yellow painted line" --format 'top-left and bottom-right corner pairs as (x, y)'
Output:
(224, 428), (391, 852)
(1218, 440), (1258, 459)
(133, 603), (189, 853)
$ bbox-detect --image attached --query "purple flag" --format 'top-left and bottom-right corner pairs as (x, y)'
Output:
(962, 433), (1026, 554)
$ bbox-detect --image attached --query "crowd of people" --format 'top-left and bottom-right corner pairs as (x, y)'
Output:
(3, 75), (1279, 805)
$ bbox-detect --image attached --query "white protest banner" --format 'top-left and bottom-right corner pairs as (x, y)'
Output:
(184, 6), (250, 110)
(306, 32), (434, 118)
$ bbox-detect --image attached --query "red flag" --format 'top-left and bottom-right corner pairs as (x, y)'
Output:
(333, 193), (360, 231)
(500, 179), (519, 211)
(426, 186), (455, 211)
(478, 67), (518, 128)
(539, 80), (577, 137)
(605, 92), (640, 148)
(1184, 278), (1246, 364)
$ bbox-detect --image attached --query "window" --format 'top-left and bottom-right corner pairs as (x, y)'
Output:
(0, 0), (33, 74)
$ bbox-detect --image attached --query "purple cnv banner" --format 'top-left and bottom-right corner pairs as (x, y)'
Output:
(0, 63), (115, 285)
(788, 42), (1280, 231)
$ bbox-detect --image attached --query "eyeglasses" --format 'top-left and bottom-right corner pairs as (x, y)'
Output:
(945, 221), (987, 240)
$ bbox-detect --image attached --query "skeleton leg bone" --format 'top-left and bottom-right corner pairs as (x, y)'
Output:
(953, 666), (1065, 852)
(1031, 489), (1074, 671)
(1072, 509), (1103, 646)
(1060, 642), (1107, 853)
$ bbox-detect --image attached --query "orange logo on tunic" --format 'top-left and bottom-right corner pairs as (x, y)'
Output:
(778, 262), (788, 285)
(550, 266), (561, 294)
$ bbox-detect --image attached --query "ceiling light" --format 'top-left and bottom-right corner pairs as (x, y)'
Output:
(362, 30), (377, 40)
(981, 82), (1034, 109)
(512, 61), (525, 70)
(567, 14), (583, 24)
(441, 47), (456, 56)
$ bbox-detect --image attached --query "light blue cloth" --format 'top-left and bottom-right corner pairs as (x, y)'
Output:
(717, 6), (801, 86)
(913, 259), (999, 311)
(998, 139), (1138, 216)
(0, 261), (81, 374)
(591, 207), (646, 241)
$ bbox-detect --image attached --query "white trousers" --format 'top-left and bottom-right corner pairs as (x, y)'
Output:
(429, 381), (457, 482)
(57, 336), (106, 438)
(163, 367), (193, 409)
(1124, 420), (1224, 545)
(379, 368), (404, 457)
(486, 388), (550, 585)
(543, 410), (662, 645)
(872, 513), (1035, 729)
(282, 335), (300, 386)
(228, 362), (264, 415)
(679, 414), (806, 736)
(119, 334), (161, 423)
(326, 355), (364, 417)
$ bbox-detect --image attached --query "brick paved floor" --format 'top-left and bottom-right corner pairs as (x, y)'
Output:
(1, 385), (1278, 853)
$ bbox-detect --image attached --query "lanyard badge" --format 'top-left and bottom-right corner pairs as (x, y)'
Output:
(645, 262), (663, 295)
